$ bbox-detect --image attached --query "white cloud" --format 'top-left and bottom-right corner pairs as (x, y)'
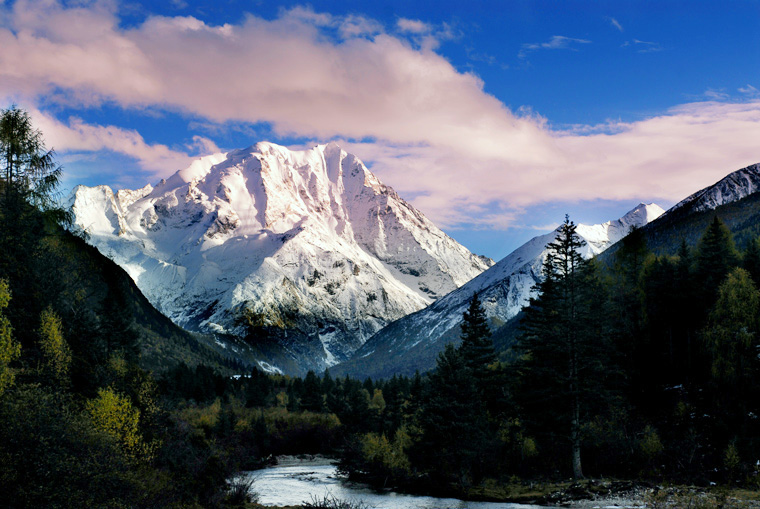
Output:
(739, 84), (760, 97)
(1, 1), (547, 166)
(396, 18), (431, 34)
(27, 108), (195, 176)
(703, 88), (729, 101)
(609, 17), (624, 32)
(632, 39), (662, 53)
(337, 100), (760, 228)
(519, 35), (591, 58)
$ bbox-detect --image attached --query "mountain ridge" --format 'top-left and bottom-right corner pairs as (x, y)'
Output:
(668, 163), (760, 216)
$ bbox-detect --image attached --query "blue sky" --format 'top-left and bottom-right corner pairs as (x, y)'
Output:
(2, 0), (759, 259)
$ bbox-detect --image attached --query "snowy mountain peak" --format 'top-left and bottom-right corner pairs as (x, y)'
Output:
(69, 142), (492, 374)
(576, 203), (665, 253)
(669, 163), (760, 214)
(620, 203), (666, 225)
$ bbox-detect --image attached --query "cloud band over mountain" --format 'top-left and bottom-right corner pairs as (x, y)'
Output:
(2, 0), (759, 230)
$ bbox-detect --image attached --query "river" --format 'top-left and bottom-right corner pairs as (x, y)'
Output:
(240, 456), (558, 509)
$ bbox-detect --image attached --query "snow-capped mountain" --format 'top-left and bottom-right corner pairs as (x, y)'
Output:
(335, 203), (664, 378)
(69, 142), (492, 374)
(669, 163), (760, 215)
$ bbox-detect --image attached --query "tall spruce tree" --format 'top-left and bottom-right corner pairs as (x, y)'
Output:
(516, 216), (609, 479)
(0, 279), (20, 398)
(701, 267), (760, 443)
(696, 216), (739, 307)
(415, 344), (488, 485)
(460, 293), (495, 375)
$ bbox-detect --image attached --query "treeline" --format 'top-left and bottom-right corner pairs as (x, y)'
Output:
(158, 361), (422, 457)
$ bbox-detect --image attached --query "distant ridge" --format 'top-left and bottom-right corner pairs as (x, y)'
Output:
(604, 161), (760, 259)
(334, 203), (664, 379)
(669, 163), (760, 215)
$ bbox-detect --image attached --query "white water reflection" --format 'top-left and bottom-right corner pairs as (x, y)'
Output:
(242, 457), (555, 509)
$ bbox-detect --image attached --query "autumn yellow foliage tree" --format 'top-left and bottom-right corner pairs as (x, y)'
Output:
(38, 306), (71, 383)
(86, 387), (151, 462)
(0, 279), (20, 397)
(361, 427), (412, 481)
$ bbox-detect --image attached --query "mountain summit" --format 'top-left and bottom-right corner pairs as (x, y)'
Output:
(69, 142), (492, 374)
(335, 203), (664, 378)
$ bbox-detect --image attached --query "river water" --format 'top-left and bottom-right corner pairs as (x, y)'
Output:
(241, 457), (556, 509)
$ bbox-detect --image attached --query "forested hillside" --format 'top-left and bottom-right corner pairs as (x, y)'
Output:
(0, 107), (262, 507)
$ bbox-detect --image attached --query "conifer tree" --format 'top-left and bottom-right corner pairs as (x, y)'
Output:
(516, 216), (609, 479)
(696, 216), (739, 304)
(743, 237), (760, 286)
(0, 106), (63, 211)
(416, 344), (487, 485)
(703, 267), (760, 386)
(611, 226), (650, 341)
(701, 267), (760, 438)
(301, 370), (325, 413)
(459, 293), (495, 376)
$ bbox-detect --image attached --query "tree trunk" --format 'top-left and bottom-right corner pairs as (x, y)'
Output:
(571, 396), (583, 479)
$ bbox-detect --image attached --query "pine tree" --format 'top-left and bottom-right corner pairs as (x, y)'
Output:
(0, 106), (63, 211)
(701, 267), (760, 441)
(516, 216), (609, 479)
(611, 225), (650, 342)
(415, 344), (487, 485)
(696, 216), (739, 306)
(702, 267), (760, 386)
(609, 226), (651, 394)
(301, 370), (325, 413)
(38, 306), (71, 385)
(459, 293), (495, 376)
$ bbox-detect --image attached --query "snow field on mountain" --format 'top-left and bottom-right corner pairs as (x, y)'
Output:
(70, 142), (492, 372)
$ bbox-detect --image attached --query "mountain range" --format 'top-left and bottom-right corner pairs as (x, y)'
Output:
(70, 143), (760, 378)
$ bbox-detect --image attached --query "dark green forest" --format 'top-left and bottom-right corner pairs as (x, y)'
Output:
(3, 106), (760, 507)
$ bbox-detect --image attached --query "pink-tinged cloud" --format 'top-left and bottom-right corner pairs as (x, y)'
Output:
(396, 18), (431, 34)
(336, 101), (760, 228)
(28, 108), (205, 176)
(0, 1), (551, 166)
(1, 2), (759, 230)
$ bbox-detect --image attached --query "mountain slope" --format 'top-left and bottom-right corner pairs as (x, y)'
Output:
(69, 142), (492, 374)
(669, 163), (760, 215)
(602, 162), (760, 260)
(334, 203), (664, 379)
